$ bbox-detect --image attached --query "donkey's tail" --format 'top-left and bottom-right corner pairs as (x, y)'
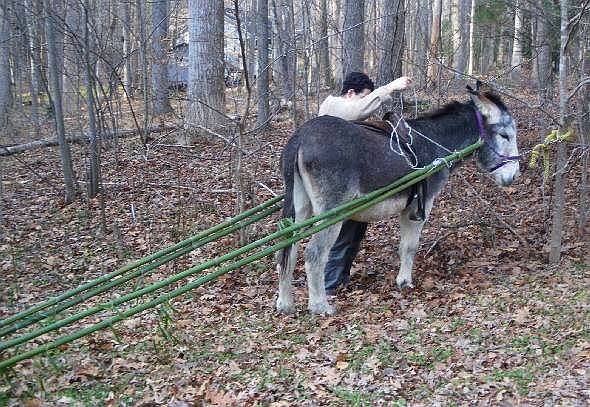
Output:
(275, 134), (300, 273)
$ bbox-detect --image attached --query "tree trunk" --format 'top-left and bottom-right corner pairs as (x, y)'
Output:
(122, 1), (134, 97)
(533, 0), (552, 99)
(136, 0), (150, 142)
(256, 0), (270, 127)
(510, 0), (524, 80)
(246, 0), (257, 85)
(452, 0), (469, 75)
(377, 0), (405, 85)
(25, 0), (43, 137)
(62, 0), (82, 117)
(548, 0), (569, 264)
(367, 0), (377, 74)
(342, 0), (365, 75)
(1, 124), (177, 156)
(467, 0), (475, 75)
(330, 0), (344, 87)
(428, 0), (442, 85)
(151, 0), (173, 116)
(45, 0), (78, 204)
(576, 17), (589, 235)
(414, 0), (431, 86)
(188, 0), (226, 130)
(318, 0), (332, 87)
(481, 29), (496, 73)
(83, 0), (100, 199)
(301, 0), (310, 121)
(0, 3), (12, 128)
(271, 0), (296, 107)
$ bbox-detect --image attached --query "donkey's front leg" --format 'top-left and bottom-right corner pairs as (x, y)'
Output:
(305, 224), (342, 315)
(397, 200), (433, 289)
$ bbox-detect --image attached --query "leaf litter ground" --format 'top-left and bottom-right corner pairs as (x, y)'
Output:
(0, 91), (589, 406)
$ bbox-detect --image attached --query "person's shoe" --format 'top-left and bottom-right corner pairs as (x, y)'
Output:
(325, 288), (336, 296)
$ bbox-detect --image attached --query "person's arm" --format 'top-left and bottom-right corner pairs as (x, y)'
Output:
(350, 89), (393, 120)
(350, 76), (413, 120)
(383, 76), (412, 93)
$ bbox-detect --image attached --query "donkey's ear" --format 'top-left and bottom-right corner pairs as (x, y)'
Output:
(470, 93), (502, 124)
(466, 84), (477, 94)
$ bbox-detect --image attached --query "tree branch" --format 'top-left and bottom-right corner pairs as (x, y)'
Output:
(568, 77), (590, 102)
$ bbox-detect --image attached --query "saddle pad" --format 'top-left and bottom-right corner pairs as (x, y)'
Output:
(352, 112), (410, 143)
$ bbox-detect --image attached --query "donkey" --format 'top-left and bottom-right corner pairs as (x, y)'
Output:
(276, 85), (520, 315)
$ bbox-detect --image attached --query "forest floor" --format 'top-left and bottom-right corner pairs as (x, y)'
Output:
(0, 86), (589, 406)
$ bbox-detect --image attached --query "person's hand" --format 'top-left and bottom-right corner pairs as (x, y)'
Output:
(387, 76), (412, 92)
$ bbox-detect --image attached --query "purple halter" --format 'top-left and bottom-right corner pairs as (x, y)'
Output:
(474, 108), (521, 172)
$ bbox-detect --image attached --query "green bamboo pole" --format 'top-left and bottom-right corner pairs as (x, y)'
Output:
(0, 195), (284, 329)
(0, 204), (282, 338)
(0, 142), (482, 368)
(0, 141), (482, 370)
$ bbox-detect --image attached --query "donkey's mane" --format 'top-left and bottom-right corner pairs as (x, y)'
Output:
(407, 91), (505, 122)
(413, 101), (470, 121)
(481, 91), (507, 111)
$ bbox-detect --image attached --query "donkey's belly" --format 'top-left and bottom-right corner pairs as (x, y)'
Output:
(350, 195), (407, 222)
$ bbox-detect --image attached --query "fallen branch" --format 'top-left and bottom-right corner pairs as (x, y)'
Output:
(0, 124), (178, 156)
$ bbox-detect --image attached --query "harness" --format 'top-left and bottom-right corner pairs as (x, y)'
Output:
(352, 113), (416, 163)
(351, 107), (521, 221)
(352, 116), (427, 221)
(473, 108), (521, 172)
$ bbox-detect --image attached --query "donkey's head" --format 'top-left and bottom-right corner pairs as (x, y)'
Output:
(467, 83), (520, 187)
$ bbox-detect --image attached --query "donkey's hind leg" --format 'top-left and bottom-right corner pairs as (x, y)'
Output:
(305, 223), (342, 315)
(396, 198), (434, 289)
(276, 172), (312, 314)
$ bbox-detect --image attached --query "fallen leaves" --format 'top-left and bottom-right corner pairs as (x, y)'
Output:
(1, 91), (589, 406)
(514, 307), (530, 325)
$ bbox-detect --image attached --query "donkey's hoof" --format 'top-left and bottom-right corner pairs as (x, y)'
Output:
(396, 278), (414, 290)
(308, 302), (336, 316)
(276, 299), (295, 314)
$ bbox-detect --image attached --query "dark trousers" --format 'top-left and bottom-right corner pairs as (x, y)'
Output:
(324, 220), (368, 294)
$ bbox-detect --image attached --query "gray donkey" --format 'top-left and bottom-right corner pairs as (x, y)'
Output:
(276, 85), (520, 315)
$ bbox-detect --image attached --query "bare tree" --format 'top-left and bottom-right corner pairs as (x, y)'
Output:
(342, 0), (365, 75)
(136, 0), (150, 142)
(576, 12), (589, 234)
(45, 0), (78, 204)
(257, 0), (270, 128)
(533, 0), (552, 99)
(548, 0), (569, 264)
(428, 0), (442, 85)
(0, 3), (12, 128)
(121, 1), (134, 97)
(410, 0), (431, 86)
(17, 0), (40, 137)
(63, 0), (82, 117)
(318, 0), (332, 87)
(83, 0), (100, 200)
(188, 0), (226, 129)
(510, 0), (524, 80)
(451, 0), (470, 75)
(272, 0), (296, 108)
(467, 0), (476, 75)
(377, 0), (405, 87)
(151, 0), (173, 116)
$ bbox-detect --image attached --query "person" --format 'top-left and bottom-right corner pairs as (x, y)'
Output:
(317, 71), (412, 296)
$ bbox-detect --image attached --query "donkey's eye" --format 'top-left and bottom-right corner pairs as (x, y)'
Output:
(498, 133), (510, 141)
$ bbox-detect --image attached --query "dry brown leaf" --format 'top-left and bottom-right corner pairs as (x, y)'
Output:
(422, 277), (435, 290)
(514, 307), (530, 325)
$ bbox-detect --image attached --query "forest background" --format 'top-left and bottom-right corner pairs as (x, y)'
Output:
(0, 0), (589, 405)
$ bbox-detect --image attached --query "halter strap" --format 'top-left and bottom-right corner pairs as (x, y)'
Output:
(473, 108), (521, 172)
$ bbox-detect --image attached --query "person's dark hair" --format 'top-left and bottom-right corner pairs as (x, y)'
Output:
(341, 72), (375, 95)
